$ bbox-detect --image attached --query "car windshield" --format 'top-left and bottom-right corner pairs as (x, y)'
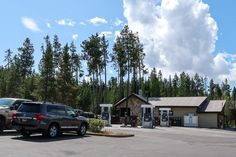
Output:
(0, 98), (15, 107)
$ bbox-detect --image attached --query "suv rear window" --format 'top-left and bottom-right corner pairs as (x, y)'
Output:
(18, 103), (41, 113)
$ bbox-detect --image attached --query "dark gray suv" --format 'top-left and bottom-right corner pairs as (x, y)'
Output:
(12, 102), (88, 138)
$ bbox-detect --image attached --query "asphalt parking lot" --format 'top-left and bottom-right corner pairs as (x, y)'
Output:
(0, 126), (236, 157)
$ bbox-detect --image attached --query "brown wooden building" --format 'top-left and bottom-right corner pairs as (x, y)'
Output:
(114, 93), (226, 128)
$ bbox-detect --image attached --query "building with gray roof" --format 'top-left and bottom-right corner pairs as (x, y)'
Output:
(114, 93), (226, 128)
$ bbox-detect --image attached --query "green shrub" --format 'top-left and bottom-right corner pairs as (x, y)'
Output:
(88, 118), (105, 133)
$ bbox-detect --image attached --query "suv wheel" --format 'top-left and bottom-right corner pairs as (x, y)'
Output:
(21, 131), (31, 137)
(48, 124), (59, 138)
(78, 123), (87, 136)
(0, 118), (5, 134)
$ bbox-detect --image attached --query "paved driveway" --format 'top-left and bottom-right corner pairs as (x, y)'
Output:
(0, 126), (236, 157)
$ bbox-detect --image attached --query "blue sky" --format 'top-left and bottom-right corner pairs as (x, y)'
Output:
(0, 0), (236, 84)
(205, 0), (236, 54)
(0, 0), (125, 67)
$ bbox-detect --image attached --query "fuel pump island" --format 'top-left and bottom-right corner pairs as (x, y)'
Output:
(141, 104), (154, 128)
(141, 104), (172, 128)
(100, 104), (113, 127)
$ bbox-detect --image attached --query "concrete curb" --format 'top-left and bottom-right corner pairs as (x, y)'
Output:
(87, 132), (135, 138)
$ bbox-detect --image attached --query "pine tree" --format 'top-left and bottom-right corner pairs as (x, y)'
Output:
(4, 49), (13, 69)
(17, 38), (35, 98)
(57, 44), (77, 106)
(5, 55), (21, 97)
(215, 83), (222, 99)
(100, 35), (109, 102)
(107, 77), (119, 104)
(128, 31), (144, 94)
(78, 80), (92, 111)
(38, 36), (56, 101)
(232, 87), (236, 102)
(222, 79), (231, 100)
(112, 33), (127, 99)
(172, 73), (179, 96)
(149, 68), (160, 97)
(18, 38), (34, 78)
(70, 41), (83, 84)
(167, 76), (173, 97)
(81, 33), (103, 112)
(0, 67), (7, 97)
(190, 78), (196, 96)
(194, 73), (201, 96)
(120, 25), (131, 99)
(209, 79), (215, 99)
(231, 87), (236, 126)
(53, 35), (62, 71)
(179, 72), (186, 96)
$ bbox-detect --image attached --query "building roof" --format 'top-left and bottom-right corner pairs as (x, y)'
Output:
(149, 97), (207, 107)
(198, 100), (226, 113)
(114, 93), (149, 107)
(114, 94), (226, 113)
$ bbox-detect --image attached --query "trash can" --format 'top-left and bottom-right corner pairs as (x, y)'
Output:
(154, 117), (159, 126)
(131, 116), (138, 127)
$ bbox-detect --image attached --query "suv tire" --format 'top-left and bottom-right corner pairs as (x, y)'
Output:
(0, 118), (5, 134)
(78, 123), (87, 136)
(48, 124), (59, 138)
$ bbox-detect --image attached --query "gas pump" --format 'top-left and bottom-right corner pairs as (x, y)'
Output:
(141, 104), (154, 128)
(159, 108), (171, 127)
(100, 104), (113, 127)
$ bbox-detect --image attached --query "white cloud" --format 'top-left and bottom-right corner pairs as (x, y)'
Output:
(88, 17), (108, 25)
(56, 19), (76, 27)
(72, 34), (78, 40)
(123, 0), (235, 82)
(114, 18), (124, 26)
(46, 22), (52, 29)
(21, 17), (41, 32)
(80, 21), (86, 26)
(113, 30), (121, 42)
(212, 53), (236, 82)
(99, 31), (113, 38)
(114, 31), (120, 37)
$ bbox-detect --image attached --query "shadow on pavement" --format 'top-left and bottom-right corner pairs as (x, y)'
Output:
(224, 127), (236, 131)
(11, 133), (90, 143)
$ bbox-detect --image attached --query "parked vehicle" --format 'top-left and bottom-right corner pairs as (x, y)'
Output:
(74, 109), (95, 119)
(12, 102), (88, 138)
(74, 109), (84, 116)
(0, 98), (32, 133)
(81, 112), (95, 118)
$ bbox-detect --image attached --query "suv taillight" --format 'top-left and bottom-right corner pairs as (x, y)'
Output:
(12, 112), (17, 119)
(35, 114), (45, 121)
